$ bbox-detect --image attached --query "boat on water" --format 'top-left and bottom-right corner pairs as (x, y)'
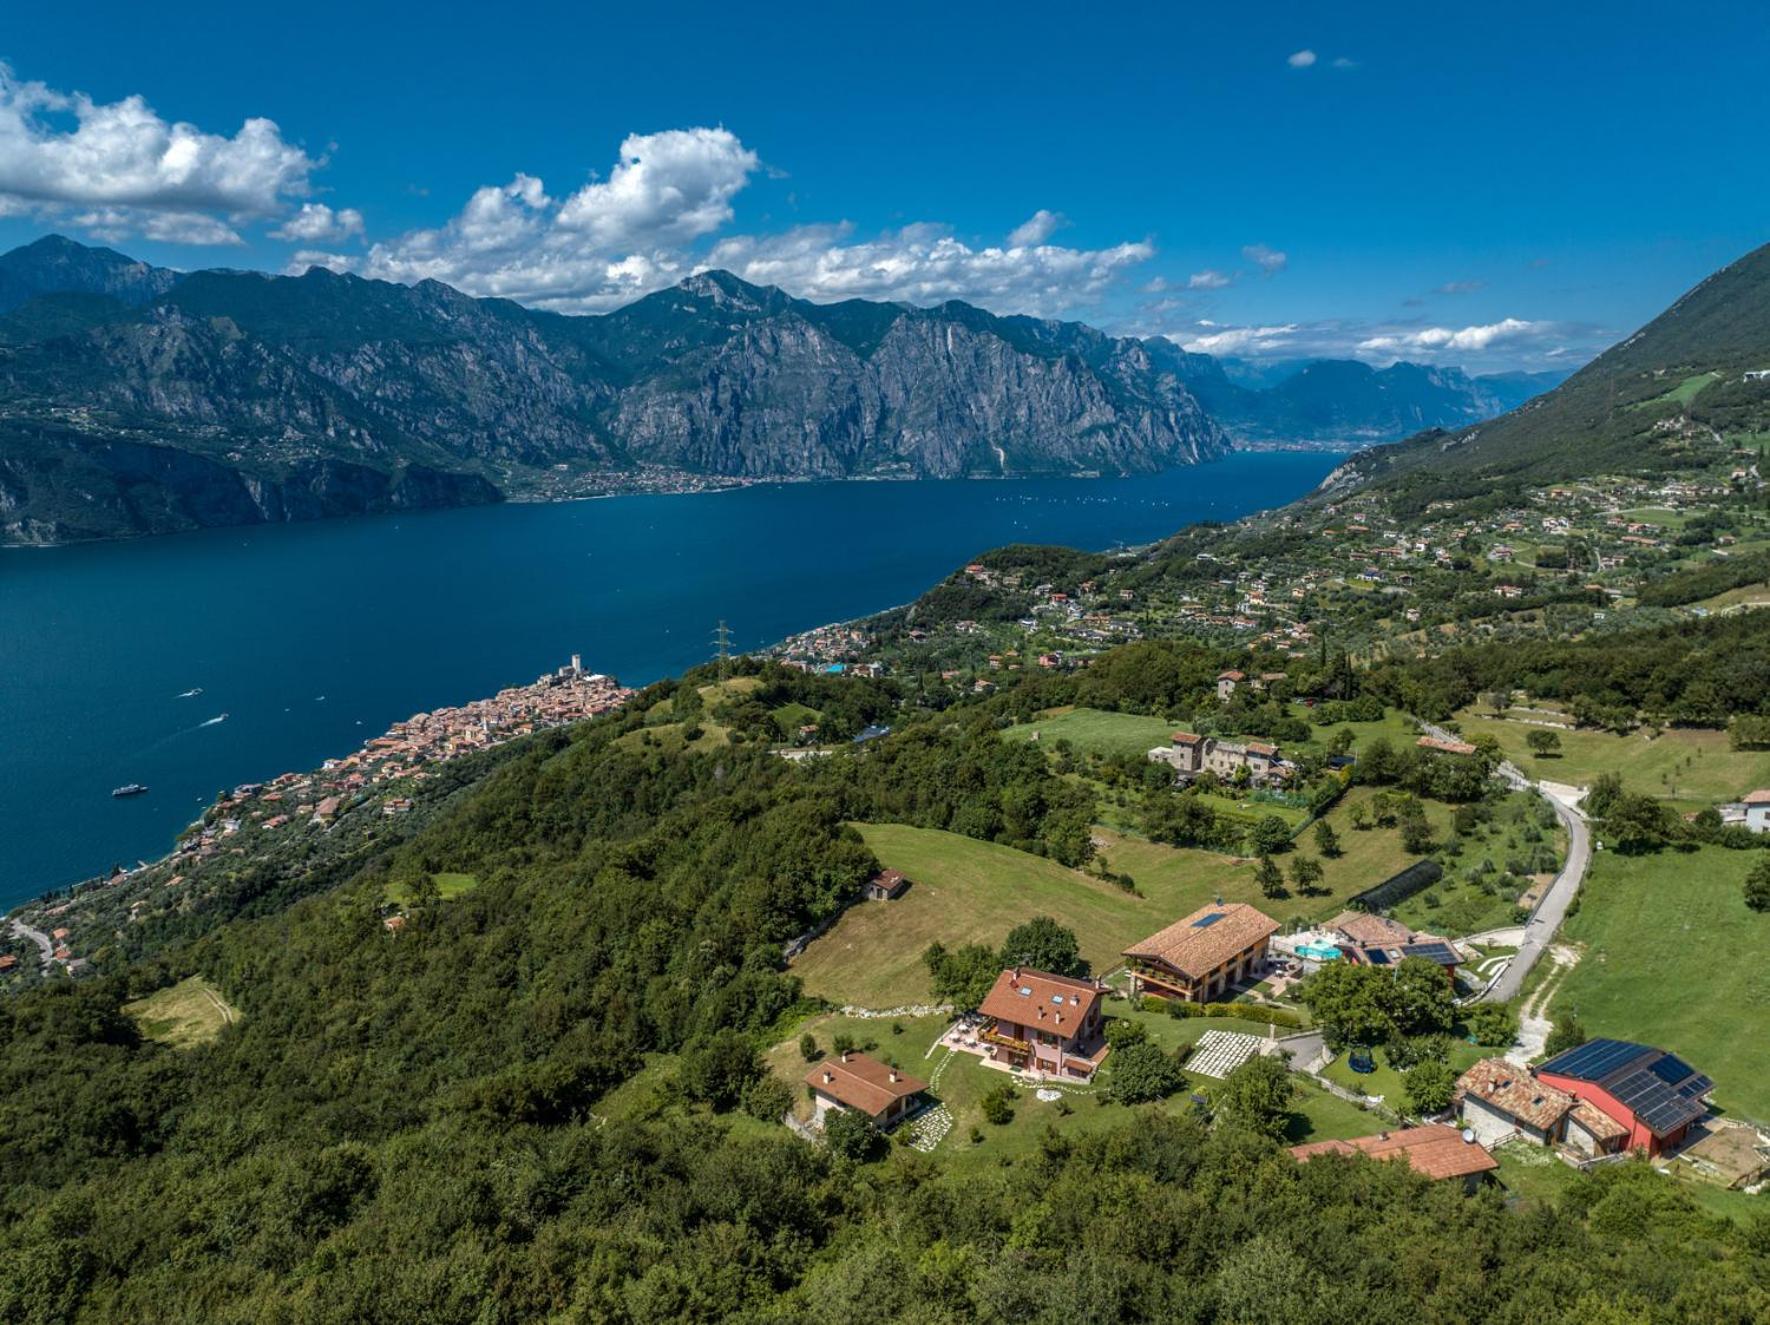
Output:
(111, 783), (149, 798)
(177, 687), (203, 698)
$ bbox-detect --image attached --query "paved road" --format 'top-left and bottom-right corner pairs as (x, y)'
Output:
(8, 917), (54, 970)
(1420, 722), (1592, 1004)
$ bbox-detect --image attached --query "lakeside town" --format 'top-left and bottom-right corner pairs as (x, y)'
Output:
(6, 658), (632, 975)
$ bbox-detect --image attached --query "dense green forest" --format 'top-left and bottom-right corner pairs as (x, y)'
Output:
(6, 666), (1770, 1323)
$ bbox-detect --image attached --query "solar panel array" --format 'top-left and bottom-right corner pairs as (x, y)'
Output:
(1540, 1038), (1643, 1082)
(1400, 941), (1458, 966)
(1540, 1038), (1712, 1137)
(1191, 912), (1226, 929)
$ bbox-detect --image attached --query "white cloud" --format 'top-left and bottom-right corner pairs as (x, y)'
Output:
(0, 62), (317, 244)
(1287, 49), (1317, 68)
(1357, 318), (1543, 355)
(1242, 243), (1287, 274)
(703, 222), (1154, 316)
(359, 128), (760, 310)
(1187, 269), (1233, 290)
(74, 207), (244, 246)
(1007, 209), (1066, 247)
(1435, 279), (1485, 296)
(1180, 323), (1301, 356)
(271, 202), (364, 243)
(1170, 314), (1589, 370)
(1331, 57), (1358, 69)
(360, 128), (1151, 316)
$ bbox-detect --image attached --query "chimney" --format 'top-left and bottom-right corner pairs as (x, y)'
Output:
(841, 1050), (851, 1063)
(822, 1070), (834, 1084)
(888, 1069), (899, 1083)
(1378, 1130), (1390, 1141)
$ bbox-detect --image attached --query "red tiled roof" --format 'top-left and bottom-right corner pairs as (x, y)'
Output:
(1743, 789), (1770, 806)
(1456, 1057), (1573, 1132)
(1124, 903), (1279, 980)
(1291, 1125), (1499, 1180)
(976, 968), (1103, 1037)
(805, 1052), (927, 1118)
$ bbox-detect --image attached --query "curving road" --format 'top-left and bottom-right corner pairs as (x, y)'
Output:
(8, 917), (55, 971)
(1419, 722), (1592, 1004)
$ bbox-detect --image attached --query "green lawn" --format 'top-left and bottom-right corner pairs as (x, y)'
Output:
(1455, 709), (1770, 809)
(1320, 1039), (1488, 1112)
(1106, 786), (1453, 922)
(1552, 845), (1770, 1123)
(122, 976), (239, 1049)
(792, 825), (1174, 1006)
(1003, 706), (1179, 760)
(767, 1002), (1372, 1167)
(386, 871), (480, 905)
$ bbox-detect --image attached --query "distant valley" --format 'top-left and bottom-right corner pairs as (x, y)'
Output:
(0, 235), (1558, 545)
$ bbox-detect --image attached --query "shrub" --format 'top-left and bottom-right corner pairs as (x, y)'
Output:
(1403, 1060), (1458, 1115)
(823, 1108), (884, 1161)
(1104, 1018), (1148, 1048)
(741, 1074), (794, 1123)
(980, 1082), (1017, 1125)
(799, 1033), (820, 1062)
(1104, 1041), (1184, 1104)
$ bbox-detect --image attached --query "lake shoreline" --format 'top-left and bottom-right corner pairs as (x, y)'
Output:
(0, 452), (1346, 906)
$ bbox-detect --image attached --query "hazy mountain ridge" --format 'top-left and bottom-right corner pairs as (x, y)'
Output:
(1349, 240), (1770, 487)
(1170, 351), (1565, 444)
(0, 238), (1227, 543)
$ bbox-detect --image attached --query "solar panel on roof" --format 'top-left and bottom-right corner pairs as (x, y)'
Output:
(1367, 949), (1391, 966)
(1543, 1037), (1645, 1082)
(1401, 942), (1457, 965)
(1191, 912), (1226, 929)
(1648, 1053), (1696, 1087)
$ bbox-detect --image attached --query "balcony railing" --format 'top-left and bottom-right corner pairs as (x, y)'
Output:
(982, 1027), (1030, 1053)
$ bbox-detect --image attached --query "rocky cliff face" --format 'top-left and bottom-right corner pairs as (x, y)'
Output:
(0, 239), (1227, 542)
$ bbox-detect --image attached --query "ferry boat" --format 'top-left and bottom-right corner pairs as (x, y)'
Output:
(111, 783), (149, 798)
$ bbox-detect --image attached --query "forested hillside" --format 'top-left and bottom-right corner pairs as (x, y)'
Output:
(1352, 241), (1770, 492)
(5, 657), (1769, 1322)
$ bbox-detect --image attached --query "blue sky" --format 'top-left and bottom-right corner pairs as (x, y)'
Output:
(1, 0), (1766, 371)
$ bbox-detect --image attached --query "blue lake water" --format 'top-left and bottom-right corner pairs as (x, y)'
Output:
(0, 451), (1342, 908)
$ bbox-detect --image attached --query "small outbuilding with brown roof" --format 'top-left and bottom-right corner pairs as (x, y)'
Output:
(1291, 1125), (1499, 1190)
(862, 868), (910, 901)
(1124, 902), (1279, 1003)
(805, 1051), (928, 1128)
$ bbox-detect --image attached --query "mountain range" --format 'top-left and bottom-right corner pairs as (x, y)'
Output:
(1171, 354), (1565, 445)
(1350, 239), (1770, 491)
(0, 235), (1561, 544)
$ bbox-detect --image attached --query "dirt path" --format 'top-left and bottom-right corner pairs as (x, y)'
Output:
(1505, 944), (1580, 1066)
(201, 983), (237, 1026)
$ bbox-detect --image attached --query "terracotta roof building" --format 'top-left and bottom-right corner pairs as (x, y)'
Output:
(862, 868), (910, 901)
(1324, 911), (1461, 974)
(805, 1052), (928, 1128)
(975, 967), (1109, 1080)
(1124, 902), (1279, 1003)
(1456, 1057), (1573, 1145)
(1291, 1124), (1499, 1188)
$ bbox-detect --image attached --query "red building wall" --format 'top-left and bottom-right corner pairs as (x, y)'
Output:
(1535, 1072), (1690, 1156)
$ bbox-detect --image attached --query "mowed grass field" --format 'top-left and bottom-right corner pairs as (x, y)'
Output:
(791, 826), (1164, 1005)
(1454, 710), (1770, 809)
(795, 790), (1443, 1007)
(123, 976), (239, 1048)
(1552, 846), (1770, 1123)
(1002, 707), (1178, 760)
(386, 871), (480, 905)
